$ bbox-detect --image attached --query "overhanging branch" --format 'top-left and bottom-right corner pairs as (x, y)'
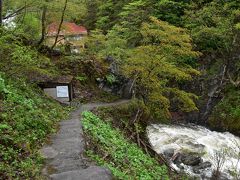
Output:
(3, 3), (32, 20)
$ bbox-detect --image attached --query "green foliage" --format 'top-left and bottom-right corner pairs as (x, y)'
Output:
(123, 17), (200, 119)
(3, 0), (86, 23)
(96, 0), (115, 32)
(118, 0), (151, 46)
(0, 75), (68, 179)
(209, 89), (240, 135)
(184, 0), (240, 134)
(105, 74), (117, 85)
(86, 14), (200, 120)
(95, 0), (132, 33)
(82, 0), (100, 30)
(85, 29), (107, 56)
(21, 14), (41, 40)
(0, 30), (53, 78)
(153, 0), (189, 26)
(0, 76), (8, 94)
(184, 0), (239, 53)
(82, 111), (169, 180)
(85, 28), (128, 62)
(76, 75), (87, 82)
(103, 26), (128, 61)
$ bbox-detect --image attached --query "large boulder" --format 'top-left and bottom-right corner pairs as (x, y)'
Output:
(193, 161), (212, 174)
(163, 149), (175, 159)
(172, 152), (202, 166)
(181, 154), (202, 166)
(121, 79), (133, 99)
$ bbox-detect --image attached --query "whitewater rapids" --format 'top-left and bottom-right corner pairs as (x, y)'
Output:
(147, 124), (240, 179)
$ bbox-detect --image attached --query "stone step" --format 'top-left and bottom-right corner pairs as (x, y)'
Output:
(52, 142), (84, 153)
(55, 150), (81, 159)
(49, 158), (87, 173)
(50, 166), (112, 180)
(59, 119), (80, 126)
(51, 129), (82, 140)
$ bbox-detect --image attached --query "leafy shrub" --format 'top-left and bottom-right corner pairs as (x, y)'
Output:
(82, 111), (169, 180)
(76, 75), (88, 82)
(105, 74), (117, 85)
(0, 31), (52, 78)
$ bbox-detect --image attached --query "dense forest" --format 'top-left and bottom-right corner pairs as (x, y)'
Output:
(0, 0), (240, 179)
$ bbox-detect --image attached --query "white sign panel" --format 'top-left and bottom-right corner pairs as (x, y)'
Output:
(56, 86), (69, 98)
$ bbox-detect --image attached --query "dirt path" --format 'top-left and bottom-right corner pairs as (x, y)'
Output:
(40, 100), (129, 180)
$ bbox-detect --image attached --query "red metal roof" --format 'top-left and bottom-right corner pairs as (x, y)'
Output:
(47, 22), (88, 36)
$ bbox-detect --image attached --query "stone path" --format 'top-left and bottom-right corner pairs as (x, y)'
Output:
(40, 100), (129, 180)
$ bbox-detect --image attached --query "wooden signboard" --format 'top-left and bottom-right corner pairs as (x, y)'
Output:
(56, 86), (69, 98)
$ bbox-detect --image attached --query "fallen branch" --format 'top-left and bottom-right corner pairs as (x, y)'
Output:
(135, 124), (141, 147)
(133, 109), (141, 123)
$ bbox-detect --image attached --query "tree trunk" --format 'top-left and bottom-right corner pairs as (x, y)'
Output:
(0, 0), (2, 26)
(51, 0), (68, 50)
(37, 5), (47, 46)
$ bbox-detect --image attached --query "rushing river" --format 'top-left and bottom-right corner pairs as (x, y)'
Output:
(147, 124), (240, 179)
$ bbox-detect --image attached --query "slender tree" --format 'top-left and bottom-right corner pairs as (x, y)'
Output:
(0, 0), (2, 26)
(51, 0), (68, 50)
(37, 5), (47, 46)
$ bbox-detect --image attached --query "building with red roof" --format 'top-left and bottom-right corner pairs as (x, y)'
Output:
(46, 22), (88, 53)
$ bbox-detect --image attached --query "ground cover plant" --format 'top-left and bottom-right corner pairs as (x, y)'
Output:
(82, 111), (169, 180)
(0, 75), (68, 179)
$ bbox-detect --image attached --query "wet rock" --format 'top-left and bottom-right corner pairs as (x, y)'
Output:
(121, 80), (133, 99)
(97, 74), (133, 99)
(163, 149), (175, 159)
(102, 86), (112, 93)
(211, 171), (229, 180)
(177, 163), (185, 170)
(181, 154), (202, 166)
(193, 161), (212, 174)
(219, 173), (229, 180)
(189, 143), (205, 151)
(172, 152), (182, 165)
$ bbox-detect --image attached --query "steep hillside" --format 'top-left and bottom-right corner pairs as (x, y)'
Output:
(0, 75), (68, 178)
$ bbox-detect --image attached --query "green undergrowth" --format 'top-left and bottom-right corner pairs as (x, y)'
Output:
(77, 87), (120, 104)
(209, 88), (240, 136)
(93, 99), (150, 134)
(0, 74), (68, 179)
(82, 111), (169, 180)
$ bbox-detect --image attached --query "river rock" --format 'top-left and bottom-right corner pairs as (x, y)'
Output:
(211, 171), (229, 180)
(172, 152), (183, 165)
(181, 154), (202, 166)
(193, 161), (212, 174)
(163, 149), (175, 159)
